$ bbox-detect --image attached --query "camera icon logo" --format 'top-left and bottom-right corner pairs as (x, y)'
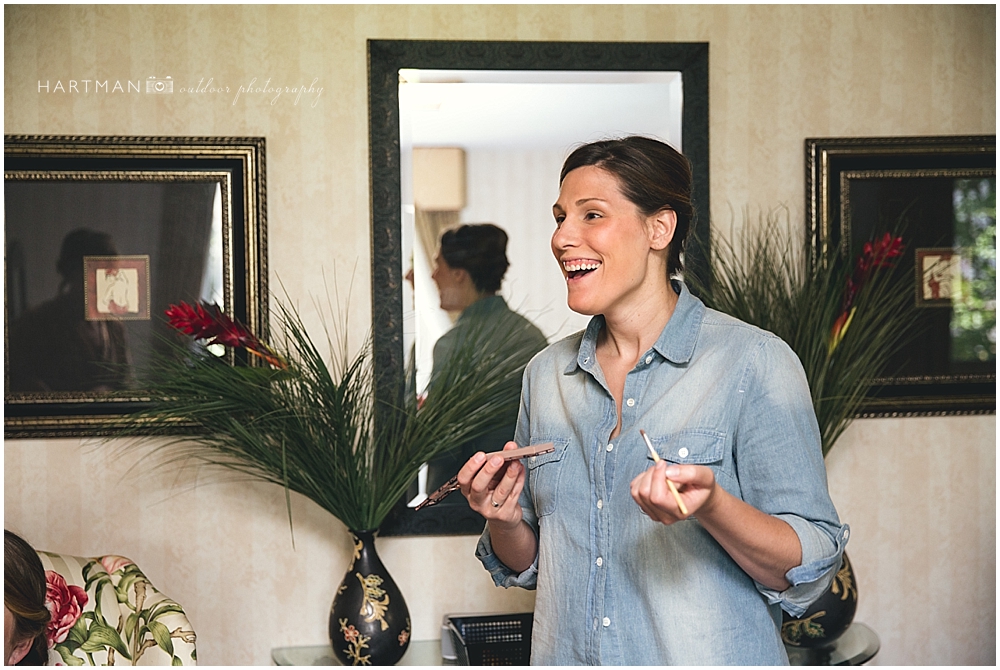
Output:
(146, 76), (173, 94)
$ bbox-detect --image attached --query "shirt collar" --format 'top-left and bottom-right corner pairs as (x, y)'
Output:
(564, 280), (705, 374)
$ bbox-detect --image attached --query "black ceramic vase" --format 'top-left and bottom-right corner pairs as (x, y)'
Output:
(781, 552), (858, 649)
(329, 530), (411, 666)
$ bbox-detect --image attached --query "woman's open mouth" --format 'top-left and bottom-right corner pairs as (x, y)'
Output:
(563, 260), (602, 280)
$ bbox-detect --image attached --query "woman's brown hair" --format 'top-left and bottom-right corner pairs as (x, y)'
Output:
(439, 223), (510, 294)
(5, 530), (50, 665)
(560, 136), (695, 278)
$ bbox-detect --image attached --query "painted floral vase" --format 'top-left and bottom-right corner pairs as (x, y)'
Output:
(329, 530), (411, 666)
(781, 552), (858, 650)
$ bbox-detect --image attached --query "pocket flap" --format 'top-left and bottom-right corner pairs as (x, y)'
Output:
(650, 430), (725, 465)
(526, 438), (570, 470)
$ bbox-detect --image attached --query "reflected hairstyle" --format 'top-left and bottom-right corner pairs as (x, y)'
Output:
(560, 136), (694, 277)
(4, 530), (50, 665)
(439, 224), (510, 294)
(56, 228), (119, 290)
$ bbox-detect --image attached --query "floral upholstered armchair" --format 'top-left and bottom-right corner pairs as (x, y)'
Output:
(37, 551), (197, 666)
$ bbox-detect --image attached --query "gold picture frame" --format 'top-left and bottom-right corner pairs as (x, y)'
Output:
(4, 135), (267, 437)
(806, 135), (995, 416)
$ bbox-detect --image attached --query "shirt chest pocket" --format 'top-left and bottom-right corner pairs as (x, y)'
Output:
(649, 430), (727, 468)
(526, 438), (570, 518)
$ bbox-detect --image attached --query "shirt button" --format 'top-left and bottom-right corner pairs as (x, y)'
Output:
(645, 355), (653, 364)
(626, 398), (635, 407)
(844, 529), (850, 540)
(606, 443), (614, 452)
(602, 617), (611, 627)
(597, 499), (603, 509)
(678, 447), (689, 458)
(596, 557), (603, 567)
(583, 357), (590, 364)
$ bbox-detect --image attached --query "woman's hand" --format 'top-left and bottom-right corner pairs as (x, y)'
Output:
(630, 461), (718, 525)
(457, 441), (526, 529)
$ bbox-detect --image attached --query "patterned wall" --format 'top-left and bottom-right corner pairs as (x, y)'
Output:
(4, 5), (995, 665)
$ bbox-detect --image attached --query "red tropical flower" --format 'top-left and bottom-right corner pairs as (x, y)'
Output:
(44, 570), (88, 645)
(165, 301), (287, 368)
(830, 233), (904, 353)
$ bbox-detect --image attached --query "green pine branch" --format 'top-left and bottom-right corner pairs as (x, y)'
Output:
(122, 294), (539, 532)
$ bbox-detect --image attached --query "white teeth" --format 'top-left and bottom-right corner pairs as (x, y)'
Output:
(563, 261), (601, 272)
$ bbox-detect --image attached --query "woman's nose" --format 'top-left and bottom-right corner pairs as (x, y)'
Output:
(551, 220), (578, 252)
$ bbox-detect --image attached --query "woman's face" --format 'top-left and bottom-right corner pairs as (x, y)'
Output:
(551, 165), (674, 317)
(4, 605), (31, 665)
(431, 254), (470, 312)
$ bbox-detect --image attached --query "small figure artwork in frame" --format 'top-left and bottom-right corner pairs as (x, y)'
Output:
(915, 248), (962, 308)
(84, 255), (151, 321)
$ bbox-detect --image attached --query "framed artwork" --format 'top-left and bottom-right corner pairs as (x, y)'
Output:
(84, 255), (151, 321)
(4, 135), (267, 438)
(806, 135), (995, 416)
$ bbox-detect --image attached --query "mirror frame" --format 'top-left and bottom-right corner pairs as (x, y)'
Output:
(368, 40), (709, 535)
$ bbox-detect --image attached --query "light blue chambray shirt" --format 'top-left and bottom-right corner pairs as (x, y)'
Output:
(476, 281), (848, 665)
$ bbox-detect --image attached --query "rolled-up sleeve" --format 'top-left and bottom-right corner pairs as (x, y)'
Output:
(736, 336), (849, 617)
(475, 514), (540, 589)
(759, 516), (850, 616)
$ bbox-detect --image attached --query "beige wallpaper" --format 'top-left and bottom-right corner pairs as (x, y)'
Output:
(4, 4), (995, 665)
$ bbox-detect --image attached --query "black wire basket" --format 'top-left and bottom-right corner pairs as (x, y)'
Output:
(445, 613), (534, 666)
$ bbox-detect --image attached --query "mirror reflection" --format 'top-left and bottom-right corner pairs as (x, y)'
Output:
(5, 179), (225, 394)
(397, 69), (683, 512)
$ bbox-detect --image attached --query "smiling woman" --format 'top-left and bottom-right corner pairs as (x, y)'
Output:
(455, 136), (849, 665)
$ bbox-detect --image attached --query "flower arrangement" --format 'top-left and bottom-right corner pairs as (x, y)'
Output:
(125, 294), (539, 533)
(690, 209), (914, 456)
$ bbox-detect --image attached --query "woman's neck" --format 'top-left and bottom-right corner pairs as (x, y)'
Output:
(598, 280), (678, 364)
(457, 289), (494, 313)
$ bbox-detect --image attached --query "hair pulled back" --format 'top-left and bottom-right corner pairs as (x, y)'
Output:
(439, 223), (510, 294)
(4, 530), (51, 665)
(560, 136), (694, 277)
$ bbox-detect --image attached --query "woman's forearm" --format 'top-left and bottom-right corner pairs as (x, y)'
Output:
(696, 486), (801, 591)
(489, 519), (538, 574)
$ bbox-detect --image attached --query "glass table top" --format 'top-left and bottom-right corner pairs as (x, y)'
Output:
(786, 622), (881, 666)
(274, 621), (879, 666)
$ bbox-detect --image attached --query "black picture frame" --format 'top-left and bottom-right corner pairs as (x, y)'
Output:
(4, 135), (268, 438)
(806, 135), (995, 416)
(368, 40), (710, 536)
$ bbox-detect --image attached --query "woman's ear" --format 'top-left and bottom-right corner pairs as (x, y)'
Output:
(453, 266), (473, 287)
(647, 208), (677, 251)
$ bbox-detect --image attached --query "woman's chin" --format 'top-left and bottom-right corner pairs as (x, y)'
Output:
(566, 296), (602, 317)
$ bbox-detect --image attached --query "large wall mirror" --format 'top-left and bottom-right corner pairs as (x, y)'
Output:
(369, 40), (709, 535)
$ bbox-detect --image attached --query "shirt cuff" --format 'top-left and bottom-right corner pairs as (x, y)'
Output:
(475, 524), (539, 590)
(756, 516), (850, 617)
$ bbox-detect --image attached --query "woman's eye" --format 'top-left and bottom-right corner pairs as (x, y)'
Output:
(554, 214), (565, 226)
(585, 211), (602, 220)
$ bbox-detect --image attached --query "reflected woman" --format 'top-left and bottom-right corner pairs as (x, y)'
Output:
(456, 137), (847, 664)
(8, 229), (132, 392)
(423, 224), (548, 509)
